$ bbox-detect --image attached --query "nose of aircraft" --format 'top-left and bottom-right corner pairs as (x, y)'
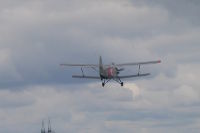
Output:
(107, 67), (114, 77)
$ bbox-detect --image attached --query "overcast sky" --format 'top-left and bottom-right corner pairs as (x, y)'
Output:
(0, 0), (200, 133)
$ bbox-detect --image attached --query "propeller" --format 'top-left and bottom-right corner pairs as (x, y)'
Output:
(117, 68), (124, 71)
(115, 67), (124, 74)
(112, 62), (124, 72)
(112, 62), (124, 73)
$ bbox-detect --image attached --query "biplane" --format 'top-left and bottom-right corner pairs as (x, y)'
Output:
(60, 56), (161, 87)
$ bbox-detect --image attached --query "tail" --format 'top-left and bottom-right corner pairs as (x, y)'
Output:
(99, 56), (103, 75)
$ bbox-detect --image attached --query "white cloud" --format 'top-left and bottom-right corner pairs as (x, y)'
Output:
(124, 83), (141, 98)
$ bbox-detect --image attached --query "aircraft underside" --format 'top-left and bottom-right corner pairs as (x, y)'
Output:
(101, 78), (123, 87)
(100, 75), (123, 87)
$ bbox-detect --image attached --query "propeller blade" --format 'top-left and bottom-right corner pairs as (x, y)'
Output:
(116, 68), (124, 71)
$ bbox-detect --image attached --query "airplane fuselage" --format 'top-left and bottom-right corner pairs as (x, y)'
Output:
(99, 56), (121, 79)
(100, 66), (118, 79)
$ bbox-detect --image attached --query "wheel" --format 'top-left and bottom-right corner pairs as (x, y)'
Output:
(121, 82), (124, 86)
(102, 83), (105, 87)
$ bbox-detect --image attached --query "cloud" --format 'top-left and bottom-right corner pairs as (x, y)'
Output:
(0, 0), (199, 133)
(0, 89), (34, 108)
(0, 49), (22, 83)
(173, 85), (199, 104)
(0, 0), (168, 87)
(124, 83), (141, 98)
(0, 81), (199, 133)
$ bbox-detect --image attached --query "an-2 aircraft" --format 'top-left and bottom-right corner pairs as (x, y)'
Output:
(60, 56), (161, 87)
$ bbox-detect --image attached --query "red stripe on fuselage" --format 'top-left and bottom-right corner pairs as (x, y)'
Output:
(107, 67), (114, 77)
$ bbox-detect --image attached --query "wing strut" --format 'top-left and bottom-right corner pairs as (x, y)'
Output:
(81, 67), (85, 77)
(138, 65), (141, 75)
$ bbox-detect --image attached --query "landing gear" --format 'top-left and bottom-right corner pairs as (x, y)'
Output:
(101, 77), (124, 87)
(111, 77), (124, 87)
(113, 77), (123, 86)
(101, 78), (111, 87)
(121, 82), (124, 86)
(102, 83), (105, 87)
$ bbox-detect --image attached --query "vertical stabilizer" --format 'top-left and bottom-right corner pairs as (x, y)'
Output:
(99, 56), (103, 76)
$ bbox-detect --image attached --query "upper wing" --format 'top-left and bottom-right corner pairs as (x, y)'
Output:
(60, 64), (98, 67)
(118, 73), (150, 79)
(115, 60), (161, 67)
(72, 75), (100, 79)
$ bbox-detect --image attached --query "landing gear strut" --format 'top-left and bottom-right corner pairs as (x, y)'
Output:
(101, 79), (111, 87)
(101, 77), (124, 87)
(113, 77), (124, 86)
(102, 83), (105, 87)
(121, 82), (124, 86)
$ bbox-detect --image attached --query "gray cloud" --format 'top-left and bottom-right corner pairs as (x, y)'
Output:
(0, 84), (200, 133)
(0, 0), (199, 133)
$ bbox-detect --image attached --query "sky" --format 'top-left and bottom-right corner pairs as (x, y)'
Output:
(0, 0), (200, 133)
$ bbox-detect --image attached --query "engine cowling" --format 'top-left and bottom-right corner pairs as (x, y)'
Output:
(115, 67), (124, 74)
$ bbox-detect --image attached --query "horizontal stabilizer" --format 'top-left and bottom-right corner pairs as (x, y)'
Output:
(119, 73), (150, 79)
(72, 75), (100, 79)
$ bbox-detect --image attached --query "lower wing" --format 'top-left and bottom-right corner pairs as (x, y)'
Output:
(72, 73), (150, 79)
(118, 73), (150, 79)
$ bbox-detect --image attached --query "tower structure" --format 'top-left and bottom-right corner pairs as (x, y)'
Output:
(41, 119), (54, 133)
(48, 119), (52, 133)
(41, 120), (45, 133)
